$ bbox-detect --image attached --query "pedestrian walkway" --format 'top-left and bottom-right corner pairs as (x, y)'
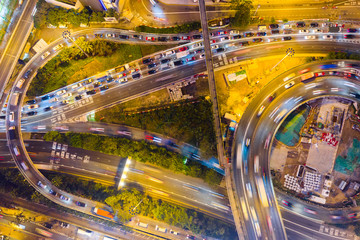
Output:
(158, 0), (223, 6)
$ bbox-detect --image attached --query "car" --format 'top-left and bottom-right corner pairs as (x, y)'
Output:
(211, 44), (219, 49)
(132, 34), (140, 39)
(26, 99), (36, 104)
(348, 213), (357, 219)
(160, 59), (170, 64)
(285, 81), (295, 89)
(283, 29), (292, 34)
(187, 235), (196, 239)
(314, 72), (325, 77)
(63, 93), (72, 98)
(75, 95), (82, 101)
(271, 29), (280, 34)
(219, 36), (229, 41)
(53, 44), (64, 51)
(347, 28), (357, 33)
(331, 215), (343, 220)
(93, 82), (101, 88)
(44, 106), (53, 112)
(187, 56), (196, 62)
(252, 38), (263, 43)
(323, 35), (333, 39)
(174, 60), (184, 66)
(57, 90), (66, 95)
(281, 200), (293, 208)
(84, 78), (93, 84)
(142, 58), (152, 64)
(268, 94), (276, 102)
(157, 36), (167, 42)
(76, 201), (86, 207)
(283, 36), (292, 41)
(49, 189), (57, 196)
(41, 95), (50, 101)
(59, 195), (70, 201)
(299, 29), (309, 33)
(192, 34), (202, 39)
(344, 34), (356, 39)
(181, 36), (190, 40)
(106, 76), (114, 83)
(37, 181), (46, 189)
(27, 111), (37, 116)
(310, 22), (319, 28)
(169, 230), (179, 235)
(86, 90), (96, 95)
(60, 222), (69, 228)
(231, 35), (242, 40)
(230, 30), (240, 34)
(145, 36), (155, 41)
(24, 69), (32, 79)
(95, 33), (103, 38)
(132, 73), (141, 79)
(179, 46), (188, 52)
(312, 28), (322, 33)
(44, 223), (53, 229)
(304, 35), (316, 40)
(216, 48), (225, 53)
(304, 208), (317, 215)
(119, 35), (129, 39)
(257, 105), (265, 117)
(257, 32), (267, 36)
(71, 83), (82, 89)
(148, 63), (157, 68)
(244, 32), (254, 37)
(296, 22), (306, 27)
(269, 24), (279, 29)
(245, 138), (251, 147)
(100, 85), (109, 91)
(41, 51), (51, 60)
(172, 36), (180, 41)
(61, 100), (69, 105)
(216, 31), (227, 35)
(299, 68), (310, 74)
(106, 33), (116, 38)
(148, 69), (157, 74)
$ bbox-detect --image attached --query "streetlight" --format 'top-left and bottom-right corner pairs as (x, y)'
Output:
(129, 198), (143, 215)
(270, 48), (295, 71)
(62, 30), (89, 58)
(253, 4), (260, 17)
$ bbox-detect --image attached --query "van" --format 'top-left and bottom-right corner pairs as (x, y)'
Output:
(138, 222), (148, 228)
(155, 225), (167, 233)
(166, 50), (175, 56)
(9, 112), (14, 122)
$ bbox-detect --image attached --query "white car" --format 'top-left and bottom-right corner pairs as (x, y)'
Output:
(304, 35), (316, 40)
(53, 44), (64, 51)
(299, 29), (309, 33)
(323, 35), (333, 39)
(57, 90), (67, 95)
(169, 230), (179, 235)
(285, 81), (295, 89)
(257, 105), (265, 117)
(230, 30), (240, 34)
(63, 93), (72, 98)
(59, 195), (70, 201)
(71, 83), (82, 89)
(41, 51), (51, 60)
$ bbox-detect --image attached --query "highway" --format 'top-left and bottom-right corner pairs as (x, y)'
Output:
(3, 16), (360, 239)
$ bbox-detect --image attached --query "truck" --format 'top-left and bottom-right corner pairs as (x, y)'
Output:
(300, 72), (315, 82)
(92, 207), (114, 219)
(10, 93), (19, 106)
(329, 26), (341, 33)
(176, 50), (189, 59)
(155, 225), (167, 233)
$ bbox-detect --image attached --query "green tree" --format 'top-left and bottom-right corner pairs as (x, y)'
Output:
(44, 131), (64, 142)
(90, 11), (105, 22)
(75, 37), (93, 54)
(230, 0), (253, 28)
(68, 9), (81, 27)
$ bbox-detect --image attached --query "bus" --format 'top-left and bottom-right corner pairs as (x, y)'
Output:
(35, 228), (53, 237)
(256, 176), (269, 208)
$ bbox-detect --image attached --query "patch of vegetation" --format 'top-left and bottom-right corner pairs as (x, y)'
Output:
(135, 22), (201, 34)
(43, 131), (222, 185)
(34, 0), (118, 28)
(27, 40), (142, 96)
(229, 0), (253, 28)
(0, 168), (235, 239)
(95, 98), (217, 157)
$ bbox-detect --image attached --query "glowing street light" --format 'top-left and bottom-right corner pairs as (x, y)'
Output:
(62, 30), (89, 58)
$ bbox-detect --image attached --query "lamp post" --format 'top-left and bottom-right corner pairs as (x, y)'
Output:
(270, 48), (295, 71)
(62, 30), (89, 58)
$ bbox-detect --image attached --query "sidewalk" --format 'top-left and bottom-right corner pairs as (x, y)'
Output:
(158, 0), (225, 6)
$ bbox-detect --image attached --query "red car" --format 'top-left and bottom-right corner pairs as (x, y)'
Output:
(314, 72), (325, 77)
(146, 36), (155, 41)
(187, 56), (196, 62)
(298, 68), (310, 74)
(145, 135), (154, 141)
(182, 36), (190, 40)
(348, 213), (357, 219)
(179, 46), (188, 52)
